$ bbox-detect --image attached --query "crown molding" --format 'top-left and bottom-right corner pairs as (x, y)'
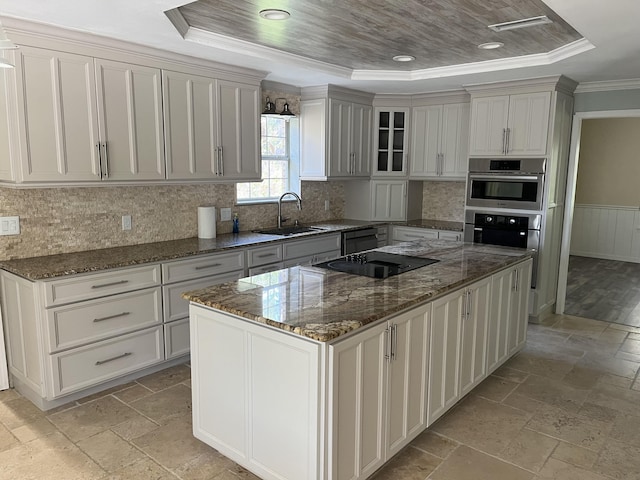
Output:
(351, 38), (594, 82)
(1, 17), (267, 83)
(575, 79), (640, 93)
(261, 80), (301, 95)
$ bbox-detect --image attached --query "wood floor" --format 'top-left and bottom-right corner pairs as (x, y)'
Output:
(565, 255), (640, 327)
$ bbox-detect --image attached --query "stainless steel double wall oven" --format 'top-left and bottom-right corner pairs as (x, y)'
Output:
(464, 158), (545, 287)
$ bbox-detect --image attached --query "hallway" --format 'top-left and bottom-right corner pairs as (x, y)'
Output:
(565, 255), (640, 327)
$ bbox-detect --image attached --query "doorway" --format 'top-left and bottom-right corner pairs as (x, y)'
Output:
(556, 110), (640, 321)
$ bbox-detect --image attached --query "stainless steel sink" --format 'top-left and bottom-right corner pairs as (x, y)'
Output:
(253, 226), (323, 236)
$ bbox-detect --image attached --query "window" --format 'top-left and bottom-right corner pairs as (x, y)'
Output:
(236, 116), (300, 203)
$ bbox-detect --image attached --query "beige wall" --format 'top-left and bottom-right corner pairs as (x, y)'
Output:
(575, 118), (640, 206)
(421, 181), (465, 222)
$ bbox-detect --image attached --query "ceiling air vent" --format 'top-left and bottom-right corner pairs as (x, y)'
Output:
(488, 15), (553, 32)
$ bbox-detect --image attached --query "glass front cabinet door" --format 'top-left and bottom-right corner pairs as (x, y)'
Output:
(373, 108), (410, 176)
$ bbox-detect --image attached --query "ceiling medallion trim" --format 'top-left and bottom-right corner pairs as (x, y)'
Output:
(351, 38), (594, 81)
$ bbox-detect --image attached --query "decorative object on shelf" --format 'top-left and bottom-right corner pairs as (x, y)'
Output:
(262, 97), (295, 117)
(0, 20), (18, 69)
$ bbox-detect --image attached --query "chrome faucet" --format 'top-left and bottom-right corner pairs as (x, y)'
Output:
(277, 192), (302, 228)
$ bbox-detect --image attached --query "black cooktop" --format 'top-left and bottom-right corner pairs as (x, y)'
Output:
(314, 252), (439, 279)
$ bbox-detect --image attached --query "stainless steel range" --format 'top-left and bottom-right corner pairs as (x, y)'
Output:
(314, 252), (439, 279)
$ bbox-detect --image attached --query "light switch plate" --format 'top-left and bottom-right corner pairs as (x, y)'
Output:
(0, 216), (20, 236)
(122, 215), (132, 231)
(220, 208), (232, 221)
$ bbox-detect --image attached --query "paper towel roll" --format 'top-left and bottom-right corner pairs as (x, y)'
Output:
(198, 205), (216, 239)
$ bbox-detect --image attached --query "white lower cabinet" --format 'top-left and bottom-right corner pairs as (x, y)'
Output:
(191, 306), (322, 480)
(428, 275), (492, 425)
(427, 289), (463, 425)
(458, 277), (491, 397)
(50, 326), (164, 397)
(487, 259), (532, 373)
(391, 226), (463, 245)
(189, 259), (532, 480)
(328, 304), (430, 480)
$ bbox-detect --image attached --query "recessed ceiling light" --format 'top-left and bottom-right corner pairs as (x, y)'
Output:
(392, 55), (415, 62)
(259, 9), (291, 20)
(488, 15), (552, 32)
(478, 42), (504, 50)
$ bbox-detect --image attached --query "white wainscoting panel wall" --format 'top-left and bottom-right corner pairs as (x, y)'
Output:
(571, 205), (640, 262)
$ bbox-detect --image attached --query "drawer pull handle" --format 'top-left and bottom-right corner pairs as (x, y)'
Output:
(93, 312), (131, 323)
(194, 263), (222, 270)
(95, 352), (132, 366)
(91, 280), (129, 289)
(257, 253), (276, 258)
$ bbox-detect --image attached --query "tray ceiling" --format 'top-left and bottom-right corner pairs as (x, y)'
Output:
(171, 0), (583, 71)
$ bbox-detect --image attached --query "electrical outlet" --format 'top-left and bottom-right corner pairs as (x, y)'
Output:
(324, 200), (330, 211)
(122, 215), (132, 231)
(0, 216), (20, 236)
(220, 208), (232, 221)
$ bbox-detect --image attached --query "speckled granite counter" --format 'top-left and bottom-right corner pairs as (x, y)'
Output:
(0, 218), (462, 281)
(401, 218), (463, 232)
(183, 240), (530, 342)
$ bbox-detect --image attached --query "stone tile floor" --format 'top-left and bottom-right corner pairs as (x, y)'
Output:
(1, 314), (640, 479)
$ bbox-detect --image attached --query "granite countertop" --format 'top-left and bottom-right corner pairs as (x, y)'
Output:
(0, 218), (463, 281)
(183, 240), (531, 343)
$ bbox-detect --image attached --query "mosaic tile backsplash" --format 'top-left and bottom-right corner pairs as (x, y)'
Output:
(0, 181), (345, 260)
(421, 180), (466, 222)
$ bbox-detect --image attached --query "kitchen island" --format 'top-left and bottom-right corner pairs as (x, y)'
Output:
(183, 240), (533, 480)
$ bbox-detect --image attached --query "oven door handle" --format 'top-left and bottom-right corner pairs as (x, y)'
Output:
(468, 174), (541, 182)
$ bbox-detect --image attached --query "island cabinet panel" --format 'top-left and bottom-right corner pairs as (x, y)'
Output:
(385, 306), (430, 457)
(190, 306), (322, 480)
(487, 259), (532, 373)
(458, 277), (491, 397)
(427, 289), (463, 426)
(329, 322), (387, 480)
(508, 260), (533, 355)
(328, 304), (430, 480)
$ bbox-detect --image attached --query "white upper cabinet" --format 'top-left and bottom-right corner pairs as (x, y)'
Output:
(0, 35), (264, 185)
(14, 47), (101, 182)
(95, 59), (165, 180)
(163, 71), (217, 180)
(349, 102), (373, 177)
(469, 92), (551, 157)
(410, 103), (469, 179)
(300, 89), (372, 180)
(216, 80), (261, 181)
(163, 73), (260, 181)
(373, 108), (409, 176)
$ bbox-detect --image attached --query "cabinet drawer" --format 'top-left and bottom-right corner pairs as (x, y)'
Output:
(392, 227), (438, 242)
(50, 326), (164, 397)
(248, 262), (285, 276)
(163, 271), (244, 323)
(246, 244), (283, 268)
(165, 318), (190, 359)
(46, 287), (162, 353)
(283, 234), (341, 260)
(162, 251), (245, 283)
(44, 264), (161, 307)
(438, 231), (462, 242)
